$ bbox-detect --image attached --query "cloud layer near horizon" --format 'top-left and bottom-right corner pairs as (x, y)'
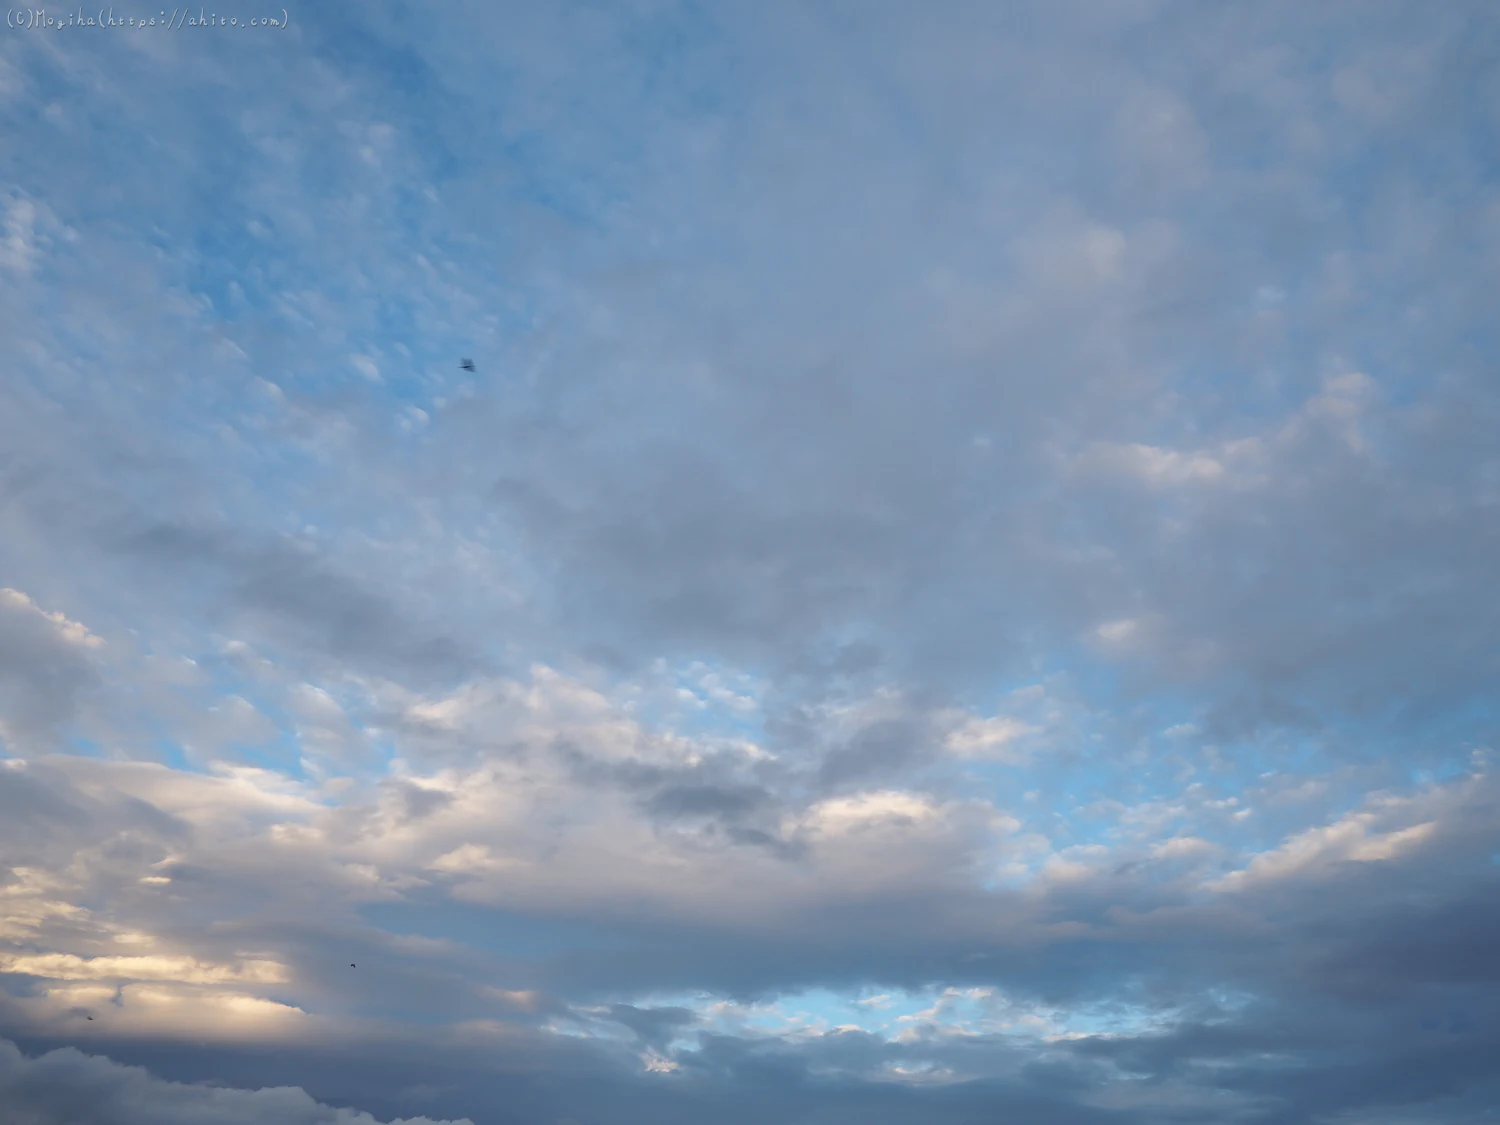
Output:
(2, 2), (1499, 1123)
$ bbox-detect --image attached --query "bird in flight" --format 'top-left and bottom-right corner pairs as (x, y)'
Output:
(350, 963), (356, 968)
(460, 358), (475, 372)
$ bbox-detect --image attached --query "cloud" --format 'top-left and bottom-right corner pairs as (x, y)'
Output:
(0, 589), (102, 750)
(0, 1039), (472, 1125)
(2, 0), (1500, 1122)
(0, 744), (1497, 1122)
(0, 953), (290, 985)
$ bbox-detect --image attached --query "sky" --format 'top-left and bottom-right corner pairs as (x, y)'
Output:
(1, 1), (1499, 1122)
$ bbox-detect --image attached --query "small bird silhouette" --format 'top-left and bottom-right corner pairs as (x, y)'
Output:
(351, 963), (356, 968)
(460, 359), (475, 372)
(86, 1016), (93, 1020)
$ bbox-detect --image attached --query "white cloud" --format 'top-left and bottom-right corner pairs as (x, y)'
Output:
(0, 194), (45, 274)
(1211, 801), (1443, 892)
(800, 790), (941, 835)
(0, 952), (289, 985)
(0, 589), (103, 650)
(1096, 618), (1140, 644)
(943, 714), (1035, 760)
(1078, 443), (1226, 486)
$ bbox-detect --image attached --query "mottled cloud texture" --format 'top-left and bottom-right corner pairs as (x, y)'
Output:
(2, 2), (1499, 1122)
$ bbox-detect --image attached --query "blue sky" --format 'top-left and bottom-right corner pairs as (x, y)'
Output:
(2, 2), (1500, 1123)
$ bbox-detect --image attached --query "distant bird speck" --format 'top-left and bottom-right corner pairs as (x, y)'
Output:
(460, 359), (475, 372)
(86, 1016), (93, 1020)
(351, 963), (356, 968)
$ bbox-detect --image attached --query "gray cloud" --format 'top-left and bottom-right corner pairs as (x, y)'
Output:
(3, 1), (1500, 1122)
(0, 758), (1496, 1122)
(0, 590), (101, 750)
(0, 1039), (472, 1125)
